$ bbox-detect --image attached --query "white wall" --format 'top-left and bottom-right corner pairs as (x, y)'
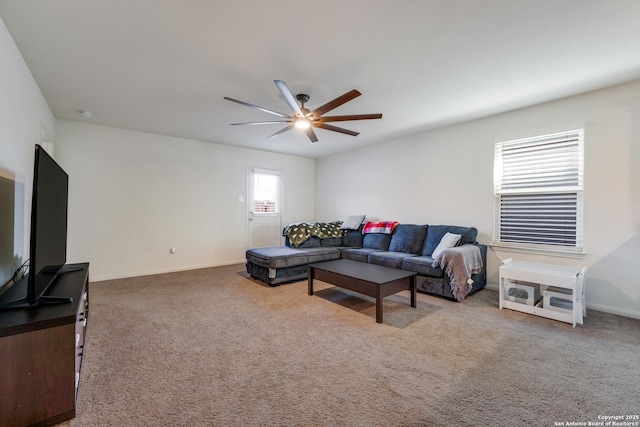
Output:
(55, 120), (315, 281)
(0, 16), (55, 266)
(316, 80), (640, 319)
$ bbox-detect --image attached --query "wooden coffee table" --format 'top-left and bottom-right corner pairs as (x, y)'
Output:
(308, 259), (416, 323)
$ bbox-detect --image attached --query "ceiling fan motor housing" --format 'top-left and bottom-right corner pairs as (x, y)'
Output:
(295, 93), (310, 104)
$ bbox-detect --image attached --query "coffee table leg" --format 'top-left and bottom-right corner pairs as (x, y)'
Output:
(411, 276), (416, 308)
(376, 296), (383, 323)
(308, 266), (314, 296)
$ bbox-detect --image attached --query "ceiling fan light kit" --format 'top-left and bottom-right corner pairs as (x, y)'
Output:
(224, 80), (382, 143)
(295, 118), (311, 129)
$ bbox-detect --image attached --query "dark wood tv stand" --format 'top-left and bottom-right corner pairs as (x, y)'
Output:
(0, 263), (89, 427)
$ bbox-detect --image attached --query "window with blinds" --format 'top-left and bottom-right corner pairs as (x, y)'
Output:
(493, 128), (584, 253)
(252, 169), (281, 214)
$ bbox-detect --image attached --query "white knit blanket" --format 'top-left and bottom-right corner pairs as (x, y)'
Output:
(432, 244), (483, 301)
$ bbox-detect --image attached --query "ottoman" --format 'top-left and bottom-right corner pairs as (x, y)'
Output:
(245, 246), (341, 286)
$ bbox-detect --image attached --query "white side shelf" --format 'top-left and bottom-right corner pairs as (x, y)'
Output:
(499, 261), (586, 327)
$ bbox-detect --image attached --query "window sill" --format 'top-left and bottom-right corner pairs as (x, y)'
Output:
(489, 243), (586, 259)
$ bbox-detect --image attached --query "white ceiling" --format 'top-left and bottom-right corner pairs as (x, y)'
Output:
(2, 0), (640, 159)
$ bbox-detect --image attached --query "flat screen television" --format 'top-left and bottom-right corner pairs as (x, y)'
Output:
(0, 144), (73, 308)
(28, 144), (71, 305)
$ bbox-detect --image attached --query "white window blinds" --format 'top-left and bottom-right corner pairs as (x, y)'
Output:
(494, 129), (584, 253)
(251, 168), (281, 214)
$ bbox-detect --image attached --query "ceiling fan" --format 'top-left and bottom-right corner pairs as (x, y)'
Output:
(224, 80), (382, 142)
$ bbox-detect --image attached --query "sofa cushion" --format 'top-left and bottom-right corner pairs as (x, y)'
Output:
(296, 236), (321, 248)
(388, 224), (428, 254)
(246, 246), (340, 269)
(401, 256), (445, 278)
(368, 251), (418, 269)
(342, 226), (365, 247)
(320, 237), (343, 247)
(362, 233), (392, 250)
(339, 248), (385, 263)
(422, 225), (478, 256)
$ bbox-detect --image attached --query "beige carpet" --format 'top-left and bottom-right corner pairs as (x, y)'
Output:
(60, 264), (640, 427)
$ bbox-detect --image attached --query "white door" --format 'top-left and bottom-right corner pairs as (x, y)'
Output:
(247, 167), (282, 248)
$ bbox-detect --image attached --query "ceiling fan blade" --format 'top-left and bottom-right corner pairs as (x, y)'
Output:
(267, 124), (295, 139)
(309, 90), (361, 118)
(230, 120), (291, 125)
(304, 127), (318, 143)
(316, 113), (382, 123)
(274, 80), (306, 118)
(314, 122), (360, 137)
(223, 96), (290, 118)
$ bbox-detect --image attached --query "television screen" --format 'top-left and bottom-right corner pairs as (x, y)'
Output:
(28, 145), (69, 305)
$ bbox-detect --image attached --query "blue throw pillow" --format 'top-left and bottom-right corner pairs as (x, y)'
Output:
(388, 224), (428, 254)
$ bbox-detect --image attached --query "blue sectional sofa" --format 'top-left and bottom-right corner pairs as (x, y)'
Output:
(245, 222), (487, 301)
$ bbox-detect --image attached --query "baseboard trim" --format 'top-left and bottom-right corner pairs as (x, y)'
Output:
(90, 259), (247, 282)
(585, 302), (640, 320)
(485, 283), (499, 292)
